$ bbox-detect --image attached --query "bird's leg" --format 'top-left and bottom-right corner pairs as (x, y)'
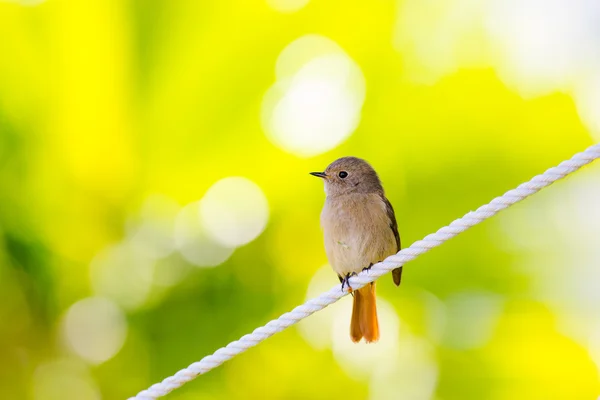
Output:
(341, 272), (357, 293)
(362, 262), (375, 272)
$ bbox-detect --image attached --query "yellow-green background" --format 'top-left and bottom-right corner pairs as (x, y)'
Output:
(1, 1), (599, 399)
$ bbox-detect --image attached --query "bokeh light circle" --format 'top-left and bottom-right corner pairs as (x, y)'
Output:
(174, 201), (235, 267)
(297, 265), (340, 349)
(575, 74), (600, 142)
(128, 194), (180, 260)
(262, 35), (366, 157)
(485, 0), (598, 97)
(62, 297), (127, 365)
(3, 0), (46, 5)
(331, 298), (401, 380)
(275, 34), (344, 80)
(441, 291), (504, 350)
(33, 359), (100, 400)
(368, 336), (438, 400)
(266, 0), (309, 13)
(199, 177), (269, 248)
(90, 243), (154, 310)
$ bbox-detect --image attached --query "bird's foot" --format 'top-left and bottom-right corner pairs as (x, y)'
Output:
(362, 263), (374, 272)
(341, 272), (357, 293)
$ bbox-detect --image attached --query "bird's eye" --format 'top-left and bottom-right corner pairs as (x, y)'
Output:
(338, 171), (348, 179)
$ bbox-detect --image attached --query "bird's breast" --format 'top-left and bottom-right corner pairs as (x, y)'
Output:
(321, 193), (396, 276)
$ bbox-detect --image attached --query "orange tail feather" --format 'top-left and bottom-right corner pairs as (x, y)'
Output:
(350, 282), (380, 343)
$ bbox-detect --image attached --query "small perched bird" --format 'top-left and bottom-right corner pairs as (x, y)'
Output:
(311, 157), (402, 343)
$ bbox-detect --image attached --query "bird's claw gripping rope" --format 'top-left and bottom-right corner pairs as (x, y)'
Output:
(340, 272), (358, 293)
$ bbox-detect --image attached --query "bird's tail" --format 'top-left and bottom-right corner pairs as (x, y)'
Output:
(350, 282), (380, 343)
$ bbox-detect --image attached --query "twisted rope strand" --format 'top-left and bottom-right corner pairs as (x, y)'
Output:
(129, 143), (600, 399)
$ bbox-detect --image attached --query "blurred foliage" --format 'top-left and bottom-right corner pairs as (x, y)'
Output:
(0, 0), (599, 399)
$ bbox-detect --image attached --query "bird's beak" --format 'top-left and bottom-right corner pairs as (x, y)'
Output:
(310, 171), (327, 179)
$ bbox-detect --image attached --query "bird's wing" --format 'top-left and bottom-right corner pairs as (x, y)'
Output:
(382, 196), (400, 251)
(382, 196), (403, 286)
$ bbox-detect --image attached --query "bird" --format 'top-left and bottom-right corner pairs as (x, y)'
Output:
(311, 157), (401, 343)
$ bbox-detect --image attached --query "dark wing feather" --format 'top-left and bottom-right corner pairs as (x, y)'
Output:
(382, 196), (403, 287)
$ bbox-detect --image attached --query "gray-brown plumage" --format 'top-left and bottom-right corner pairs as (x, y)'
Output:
(311, 157), (402, 343)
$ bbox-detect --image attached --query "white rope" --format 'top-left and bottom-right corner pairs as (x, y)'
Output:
(129, 143), (600, 400)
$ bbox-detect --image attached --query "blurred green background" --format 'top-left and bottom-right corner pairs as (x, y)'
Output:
(1, 0), (600, 399)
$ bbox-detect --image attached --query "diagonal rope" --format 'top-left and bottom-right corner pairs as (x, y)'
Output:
(129, 143), (600, 400)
